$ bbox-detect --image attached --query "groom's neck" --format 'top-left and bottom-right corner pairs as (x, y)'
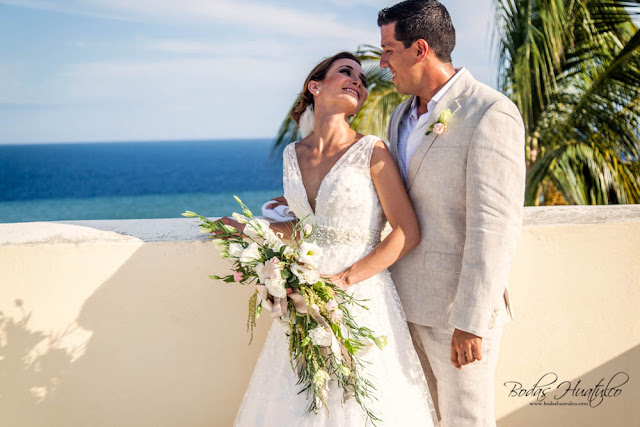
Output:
(416, 62), (457, 113)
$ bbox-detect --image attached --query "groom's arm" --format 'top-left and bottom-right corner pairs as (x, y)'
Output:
(449, 99), (525, 345)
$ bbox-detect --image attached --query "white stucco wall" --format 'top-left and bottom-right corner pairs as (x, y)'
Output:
(1, 205), (638, 426)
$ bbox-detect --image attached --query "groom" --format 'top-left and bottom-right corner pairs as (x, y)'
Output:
(378, 1), (525, 426)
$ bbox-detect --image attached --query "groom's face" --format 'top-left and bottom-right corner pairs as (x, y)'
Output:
(379, 22), (418, 95)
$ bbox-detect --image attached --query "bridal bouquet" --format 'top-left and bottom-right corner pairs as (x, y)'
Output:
(182, 197), (386, 422)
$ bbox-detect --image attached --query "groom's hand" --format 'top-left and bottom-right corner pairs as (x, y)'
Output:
(450, 328), (482, 369)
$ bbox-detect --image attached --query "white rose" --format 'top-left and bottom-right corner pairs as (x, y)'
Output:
(309, 326), (332, 347)
(433, 122), (446, 135)
(228, 242), (244, 258)
(297, 241), (322, 268)
(239, 242), (261, 265)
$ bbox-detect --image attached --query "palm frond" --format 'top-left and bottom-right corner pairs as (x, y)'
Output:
(496, 0), (640, 205)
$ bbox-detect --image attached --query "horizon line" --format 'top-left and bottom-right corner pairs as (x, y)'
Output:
(0, 136), (277, 146)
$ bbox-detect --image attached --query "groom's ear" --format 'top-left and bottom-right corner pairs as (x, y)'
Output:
(415, 39), (429, 63)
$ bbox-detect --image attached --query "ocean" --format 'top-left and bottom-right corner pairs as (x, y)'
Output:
(0, 139), (284, 223)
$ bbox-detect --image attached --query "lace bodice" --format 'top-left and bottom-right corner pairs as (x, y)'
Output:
(235, 134), (437, 426)
(283, 135), (386, 275)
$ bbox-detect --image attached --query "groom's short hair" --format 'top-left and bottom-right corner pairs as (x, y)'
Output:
(378, 0), (456, 63)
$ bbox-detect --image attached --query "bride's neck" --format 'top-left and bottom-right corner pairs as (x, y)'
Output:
(310, 110), (356, 150)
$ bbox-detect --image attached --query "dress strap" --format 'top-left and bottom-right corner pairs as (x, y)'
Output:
(362, 135), (381, 166)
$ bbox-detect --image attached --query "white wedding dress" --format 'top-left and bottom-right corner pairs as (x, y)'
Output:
(234, 135), (438, 426)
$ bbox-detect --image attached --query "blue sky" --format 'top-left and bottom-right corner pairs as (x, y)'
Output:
(0, 0), (496, 143)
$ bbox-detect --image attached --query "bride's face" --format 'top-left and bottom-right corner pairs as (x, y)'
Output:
(310, 59), (368, 115)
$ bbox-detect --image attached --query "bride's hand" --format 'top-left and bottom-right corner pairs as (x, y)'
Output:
(327, 271), (351, 290)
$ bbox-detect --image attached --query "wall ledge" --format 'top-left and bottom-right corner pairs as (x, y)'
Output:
(1, 205), (639, 246)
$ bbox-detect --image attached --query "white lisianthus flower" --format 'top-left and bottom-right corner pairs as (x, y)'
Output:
(264, 231), (285, 252)
(313, 368), (330, 387)
(221, 223), (238, 233)
(231, 212), (249, 224)
(265, 276), (286, 298)
(244, 217), (271, 239)
(211, 239), (229, 258)
(373, 335), (388, 350)
(337, 365), (350, 377)
(358, 338), (375, 357)
(309, 326), (332, 347)
(282, 246), (295, 258)
(326, 299), (338, 311)
(290, 263), (320, 285)
(297, 241), (322, 268)
(211, 239), (227, 252)
(303, 268), (320, 285)
(228, 243), (245, 258)
(239, 242), (261, 265)
(291, 263), (306, 279)
(303, 223), (313, 237)
(199, 225), (211, 234)
(261, 257), (287, 298)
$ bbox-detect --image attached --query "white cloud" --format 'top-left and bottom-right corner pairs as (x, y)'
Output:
(2, 0), (378, 42)
(142, 39), (291, 58)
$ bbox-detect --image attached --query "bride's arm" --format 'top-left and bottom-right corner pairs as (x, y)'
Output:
(330, 139), (420, 288)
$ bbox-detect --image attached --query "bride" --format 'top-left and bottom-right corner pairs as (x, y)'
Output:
(221, 52), (437, 426)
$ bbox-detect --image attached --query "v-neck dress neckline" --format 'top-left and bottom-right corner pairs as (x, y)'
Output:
(291, 135), (370, 216)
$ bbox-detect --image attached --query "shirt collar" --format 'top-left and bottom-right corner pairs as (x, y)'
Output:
(409, 67), (466, 120)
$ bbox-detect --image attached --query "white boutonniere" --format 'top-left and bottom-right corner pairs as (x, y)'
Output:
(425, 108), (453, 136)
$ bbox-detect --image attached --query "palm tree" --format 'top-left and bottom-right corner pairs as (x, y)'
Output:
(495, 0), (640, 205)
(271, 45), (404, 153)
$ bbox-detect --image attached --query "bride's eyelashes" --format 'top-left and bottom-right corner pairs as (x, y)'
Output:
(338, 68), (368, 87)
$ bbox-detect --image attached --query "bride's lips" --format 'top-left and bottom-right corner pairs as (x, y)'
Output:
(343, 87), (360, 100)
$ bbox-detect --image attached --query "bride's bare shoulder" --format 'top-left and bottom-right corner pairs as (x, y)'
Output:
(369, 138), (396, 173)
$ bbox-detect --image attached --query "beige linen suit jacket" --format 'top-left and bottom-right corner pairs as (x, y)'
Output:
(388, 71), (525, 339)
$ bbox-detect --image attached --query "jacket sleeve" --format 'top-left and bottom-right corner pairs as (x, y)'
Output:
(448, 99), (526, 338)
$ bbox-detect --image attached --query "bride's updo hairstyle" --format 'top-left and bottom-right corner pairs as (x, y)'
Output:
(290, 52), (362, 124)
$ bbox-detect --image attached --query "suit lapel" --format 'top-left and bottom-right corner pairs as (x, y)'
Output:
(405, 72), (474, 191)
